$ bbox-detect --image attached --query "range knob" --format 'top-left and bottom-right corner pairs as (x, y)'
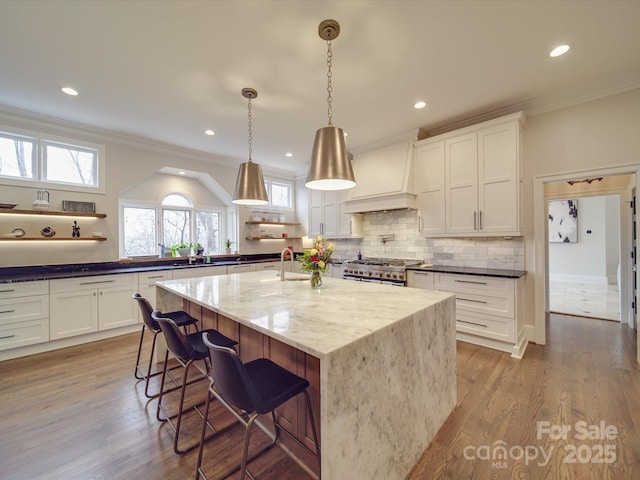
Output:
(385, 272), (391, 278)
(358, 270), (364, 275)
(366, 271), (372, 276)
(392, 273), (398, 279)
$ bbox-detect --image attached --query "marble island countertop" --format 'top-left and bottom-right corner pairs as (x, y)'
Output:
(156, 269), (457, 480)
(157, 270), (455, 358)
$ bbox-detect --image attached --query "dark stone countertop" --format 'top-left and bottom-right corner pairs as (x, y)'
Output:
(406, 265), (526, 278)
(0, 253), (297, 283)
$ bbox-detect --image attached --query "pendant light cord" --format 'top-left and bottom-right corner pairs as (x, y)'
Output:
(247, 96), (253, 162)
(326, 37), (333, 126)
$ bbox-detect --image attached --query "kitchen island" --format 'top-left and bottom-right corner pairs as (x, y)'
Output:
(156, 270), (456, 480)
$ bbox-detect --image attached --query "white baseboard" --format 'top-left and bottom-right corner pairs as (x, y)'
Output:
(549, 273), (608, 285)
(0, 324), (140, 362)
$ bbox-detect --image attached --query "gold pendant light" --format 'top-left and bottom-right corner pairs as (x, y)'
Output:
(232, 87), (269, 205)
(305, 19), (356, 191)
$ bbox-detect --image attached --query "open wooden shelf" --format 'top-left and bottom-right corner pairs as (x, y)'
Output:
(0, 236), (107, 241)
(245, 221), (300, 226)
(245, 237), (301, 241)
(0, 208), (107, 218)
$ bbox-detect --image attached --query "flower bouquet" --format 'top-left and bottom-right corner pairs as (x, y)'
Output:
(296, 236), (335, 288)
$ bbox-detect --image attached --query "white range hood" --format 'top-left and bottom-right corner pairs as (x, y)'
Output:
(344, 140), (416, 214)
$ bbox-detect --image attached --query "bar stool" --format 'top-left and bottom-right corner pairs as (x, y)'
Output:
(196, 331), (321, 480)
(152, 310), (238, 454)
(132, 292), (200, 398)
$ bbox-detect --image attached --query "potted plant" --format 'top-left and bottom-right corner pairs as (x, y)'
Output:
(224, 239), (234, 254)
(191, 242), (204, 255)
(171, 242), (191, 257)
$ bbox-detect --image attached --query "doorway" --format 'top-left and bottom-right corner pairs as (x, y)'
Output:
(533, 167), (640, 363)
(546, 192), (621, 322)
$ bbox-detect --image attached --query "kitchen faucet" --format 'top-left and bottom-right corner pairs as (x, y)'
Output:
(280, 246), (294, 281)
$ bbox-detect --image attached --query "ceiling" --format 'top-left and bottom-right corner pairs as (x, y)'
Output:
(1, 0), (639, 176)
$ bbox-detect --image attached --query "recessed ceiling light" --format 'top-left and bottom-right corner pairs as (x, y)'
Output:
(285, 152), (293, 157)
(549, 45), (571, 57)
(61, 86), (78, 96)
(178, 171), (186, 175)
(204, 129), (215, 136)
(414, 101), (427, 109)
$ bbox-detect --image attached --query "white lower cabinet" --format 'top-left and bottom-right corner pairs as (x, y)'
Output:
(406, 270), (435, 290)
(137, 271), (172, 311)
(50, 274), (138, 340)
(171, 265), (227, 280)
(226, 263), (257, 274)
(434, 272), (526, 358)
(0, 280), (50, 351)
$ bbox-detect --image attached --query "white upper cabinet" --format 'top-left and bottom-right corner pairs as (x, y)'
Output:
(414, 112), (524, 237)
(415, 141), (446, 235)
(309, 189), (362, 239)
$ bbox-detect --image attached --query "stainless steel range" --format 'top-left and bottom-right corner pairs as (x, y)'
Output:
(342, 257), (421, 286)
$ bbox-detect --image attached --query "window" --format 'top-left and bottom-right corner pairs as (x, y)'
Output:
(0, 133), (35, 180)
(0, 128), (103, 192)
(123, 207), (157, 257)
(121, 193), (224, 258)
(43, 141), (98, 187)
(265, 180), (293, 209)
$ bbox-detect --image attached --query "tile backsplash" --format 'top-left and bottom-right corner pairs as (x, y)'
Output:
(329, 209), (524, 270)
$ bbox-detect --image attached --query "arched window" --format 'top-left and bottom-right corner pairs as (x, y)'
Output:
(121, 192), (223, 258)
(161, 193), (192, 207)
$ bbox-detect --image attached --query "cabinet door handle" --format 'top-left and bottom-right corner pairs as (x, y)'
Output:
(148, 275), (165, 279)
(80, 280), (115, 285)
(479, 210), (483, 230)
(458, 319), (488, 328)
(414, 272), (431, 276)
(0, 309), (16, 314)
(418, 215), (423, 232)
(458, 297), (487, 304)
(473, 211), (477, 230)
(0, 334), (16, 340)
(0, 289), (15, 293)
(454, 279), (487, 285)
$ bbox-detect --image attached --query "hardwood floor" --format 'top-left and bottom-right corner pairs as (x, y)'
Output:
(1, 314), (639, 480)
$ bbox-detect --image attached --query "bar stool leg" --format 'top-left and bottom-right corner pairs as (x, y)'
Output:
(134, 325), (146, 379)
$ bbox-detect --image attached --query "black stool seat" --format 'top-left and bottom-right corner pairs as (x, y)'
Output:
(195, 334), (320, 480)
(243, 358), (310, 414)
(152, 310), (238, 454)
(132, 293), (200, 398)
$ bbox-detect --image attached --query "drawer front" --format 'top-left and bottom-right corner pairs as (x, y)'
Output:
(456, 312), (514, 342)
(407, 271), (435, 290)
(0, 280), (49, 299)
(138, 271), (172, 286)
(454, 291), (513, 319)
(256, 261), (280, 271)
(435, 273), (514, 318)
(0, 296), (49, 325)
(50, 273), (137, 293)
(0, 318), (49, 351)
(435, 273), (513, 296)
(226, 264), (256, 274)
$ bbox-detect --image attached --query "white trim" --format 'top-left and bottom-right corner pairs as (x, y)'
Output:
(549, 274), (608, 285)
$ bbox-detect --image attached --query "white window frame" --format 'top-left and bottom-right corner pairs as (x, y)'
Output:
(0, 125), (105, 194)
(119, 198), (226, 258)
(264, 179), (294, 210)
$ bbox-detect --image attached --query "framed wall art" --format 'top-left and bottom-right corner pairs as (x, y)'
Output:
(548, 199), (578, 243)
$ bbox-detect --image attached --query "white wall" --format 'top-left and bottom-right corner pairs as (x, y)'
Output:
(0, 108), (293, 267)
(525, 87), (640, 339)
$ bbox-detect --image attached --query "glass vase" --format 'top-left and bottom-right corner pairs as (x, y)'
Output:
(310, 271), (322, 289)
